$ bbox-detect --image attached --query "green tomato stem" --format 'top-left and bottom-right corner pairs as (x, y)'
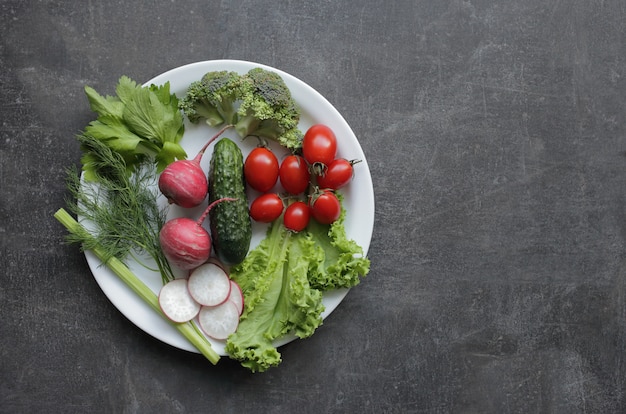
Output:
(54, 208), (220, 365)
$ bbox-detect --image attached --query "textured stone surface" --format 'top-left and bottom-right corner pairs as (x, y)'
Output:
(2, 1), (626, 412)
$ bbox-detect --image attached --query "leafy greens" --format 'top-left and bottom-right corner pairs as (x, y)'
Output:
(64, 135), (175, 284)
(81, 76), (186, 180)
(225, 204), (370, 372)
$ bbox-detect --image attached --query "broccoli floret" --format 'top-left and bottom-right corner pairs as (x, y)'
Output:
(235, 68), (303, 149)
(178, 68), (304, 149)
(178, 70), (244, 127)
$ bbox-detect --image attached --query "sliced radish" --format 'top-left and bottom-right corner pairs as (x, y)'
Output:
(158, 279), (201, 323)
(228, 280), (244, 315)
(205, 257), (228, 275)
(197, 301), (240, 340)
(187, 263), (231, 306)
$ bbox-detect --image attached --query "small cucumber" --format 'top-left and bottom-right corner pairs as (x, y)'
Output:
(208, 138), (252, 265)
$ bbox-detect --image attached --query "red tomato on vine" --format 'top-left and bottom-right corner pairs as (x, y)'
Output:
(302, 124), (337, 167)
(244, 147), (279, 192)
(283, 201), (310, 232)
(249, 193), (284, 223)
(316, 158), (360, 190)
(279, 154), (310, 195)
(309, 189), (341, 224)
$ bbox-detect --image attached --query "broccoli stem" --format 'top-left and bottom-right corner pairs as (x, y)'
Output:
(195, 103), (224, 127)
(54, 208), (220, 365)
(234, 115), (262, 139)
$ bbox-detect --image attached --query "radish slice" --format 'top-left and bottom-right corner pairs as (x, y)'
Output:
(187, 263), (231, 306)
(158, 279), (201, 323)
(228, 280), (244, 315)
(205, 257), (228, 275)
(197, 301), (240, 340)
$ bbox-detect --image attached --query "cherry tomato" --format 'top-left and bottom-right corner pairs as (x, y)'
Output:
(302, 124), (337, 167)
(309, 190), (341, 224)
(244, 147), (279, 192)
(316, 158), (360, 190)
(279, 154), (310, 195)
(283, 201), (310, 232)
(249, 193), (284, 223)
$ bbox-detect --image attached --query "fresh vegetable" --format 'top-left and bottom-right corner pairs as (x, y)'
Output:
(234, 67), (303, 149)
(158, 125), (232, 208)
(279, 154), (310, 195)
(244, 145), (279, 192)
(302, 124), (337, 171)
(228, 280), (245, 315)
(198, 301), (240, 340)
(316, 158), (361, 190)
(225, 201), (369, 372)
(283, 201), (310, 232)
(177, 70), (246, 127)
(179, 68), (303, 149)
(54, 209), (220, 364)
(158, 158), (208, 208)
(205, 256), (228, 273)
(159, 197), (236, 270)
(309, 189), (341, 225)
(160, 263), (244, 333)
(225, 221), (321, 371)
(187, 263), (232, 307)
(208, 138), (252, 265)
(82, 76), (186, 178)
(158, 278), (201, 323)
(249, 193), (284, 223)
(305, 206), (371, 291)
(65, 135), (175, 284)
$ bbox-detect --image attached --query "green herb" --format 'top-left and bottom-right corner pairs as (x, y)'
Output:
(65, 135), (174, 284)
(54, 208), (220, 365)
(82, 76), (186, 180)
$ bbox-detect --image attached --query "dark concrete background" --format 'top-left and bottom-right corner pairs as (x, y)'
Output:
(2, 0), (626, 412)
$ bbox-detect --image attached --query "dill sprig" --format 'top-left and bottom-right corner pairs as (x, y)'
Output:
(65, 134), (175, 284)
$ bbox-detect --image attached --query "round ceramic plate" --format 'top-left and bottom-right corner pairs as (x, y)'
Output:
(84, 60), (375, 355)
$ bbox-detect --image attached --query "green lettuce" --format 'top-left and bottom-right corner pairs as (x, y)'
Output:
(306, 209), (371, 290)
(225, 205), (370, 372)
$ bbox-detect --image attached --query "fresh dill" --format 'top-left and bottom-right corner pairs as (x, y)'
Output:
(65, 134), (175, 284)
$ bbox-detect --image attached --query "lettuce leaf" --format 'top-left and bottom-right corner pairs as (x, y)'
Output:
(224, 222), (290, 372)
(225, 202), (369, 372)
(306, 208), (371, 290)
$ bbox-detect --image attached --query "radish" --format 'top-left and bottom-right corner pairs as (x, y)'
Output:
(159, 197), (236, 270)
(228, 280), (244, 315)
(158, 124), (231, 208)
(197, 301), (240, 340)
(158, 279), (201, 323)
(187, 263), (231, 306)
(205, 257), (228, 274)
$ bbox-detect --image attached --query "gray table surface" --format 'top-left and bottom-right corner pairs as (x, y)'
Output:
(3, 1), (626, 413)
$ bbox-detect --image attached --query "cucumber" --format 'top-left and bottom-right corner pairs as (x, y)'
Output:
(208, 138), (252, 266)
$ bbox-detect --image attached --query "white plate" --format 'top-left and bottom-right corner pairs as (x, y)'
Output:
(84, 60), (375, 356)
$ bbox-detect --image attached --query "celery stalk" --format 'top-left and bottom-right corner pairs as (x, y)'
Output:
(54, 208), (220, 365)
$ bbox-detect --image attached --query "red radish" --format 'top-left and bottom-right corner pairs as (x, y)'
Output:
(197, 301), (240, 340)
(228, 280), (244, 315)
(158, 279), (201, 323)
(159, 197), (236, 270)
(158, 124), (232, 208)
(187, 263), (231, 306)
